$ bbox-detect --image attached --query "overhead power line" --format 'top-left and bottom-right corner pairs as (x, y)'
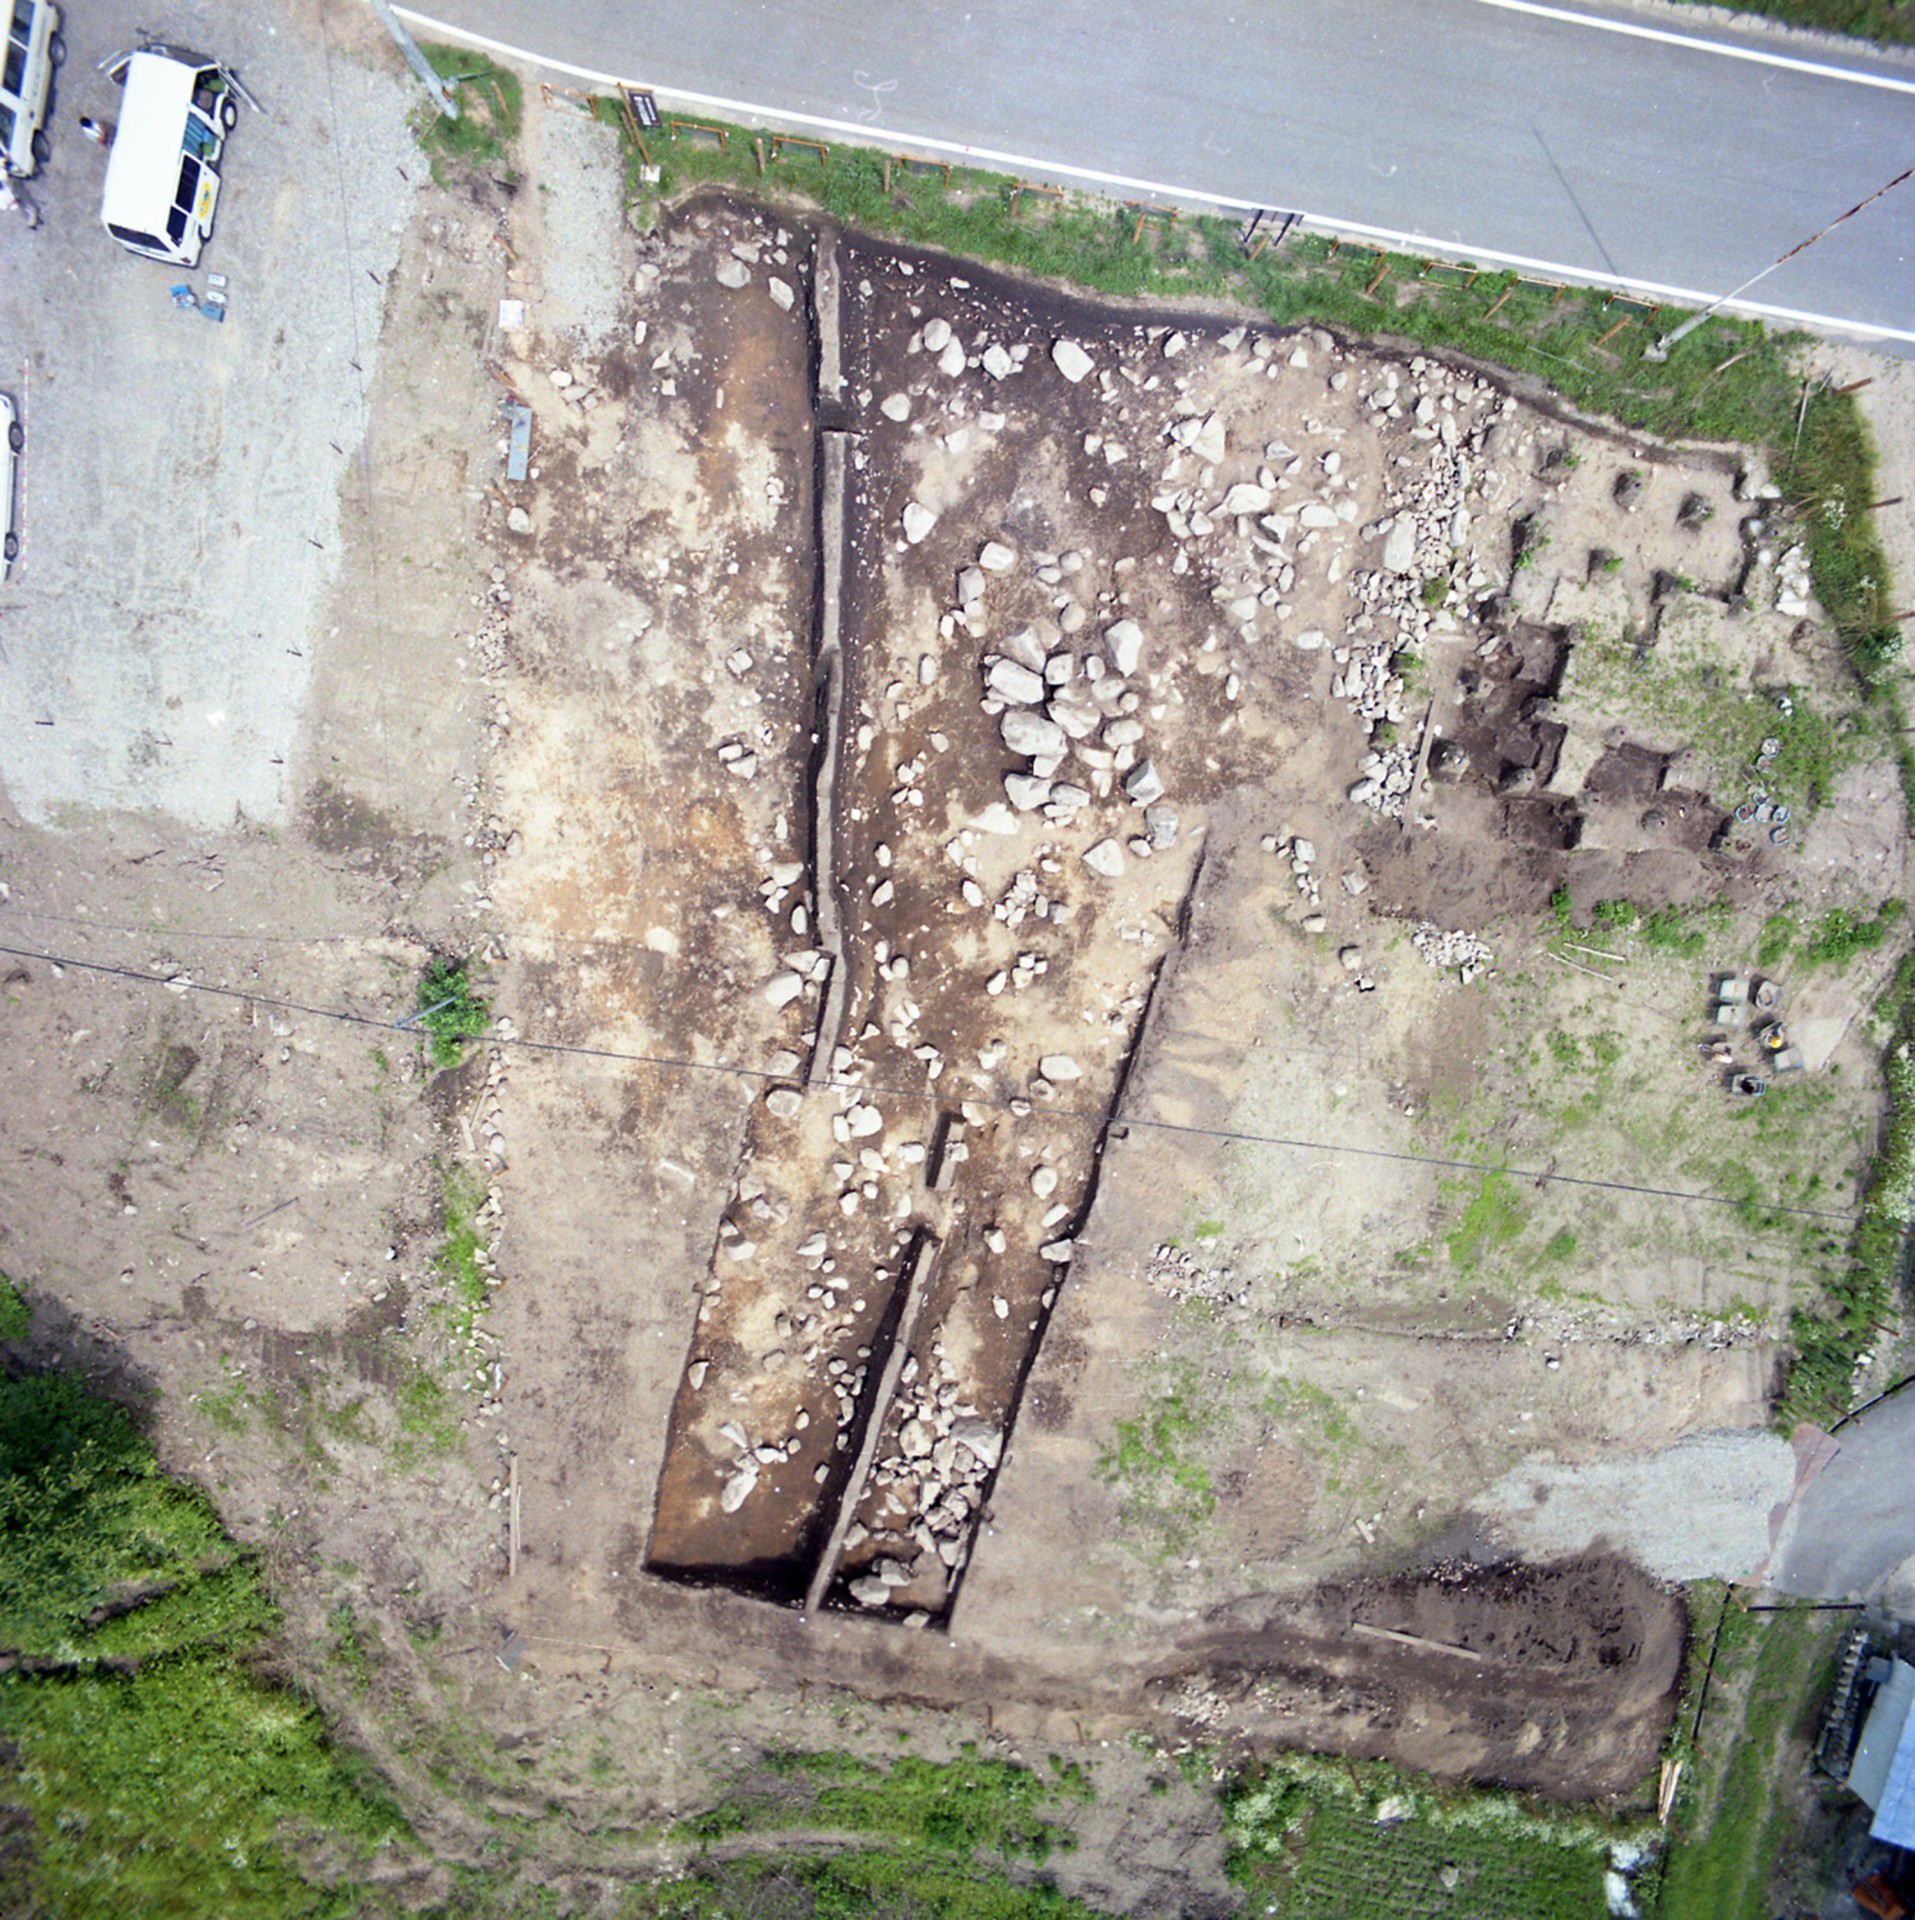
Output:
(0, 938), (1864, 1227)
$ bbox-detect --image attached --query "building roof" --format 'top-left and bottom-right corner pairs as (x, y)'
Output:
(1853, 1657), (1915, 1847)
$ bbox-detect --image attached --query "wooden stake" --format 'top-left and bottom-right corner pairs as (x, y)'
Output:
(882, 157), (891, 193)
(507, 1452), (522, 1579)
(1595, 315), (1632, 346)
(753, 136), (766, 175)
(1484, 285), (1515, 319)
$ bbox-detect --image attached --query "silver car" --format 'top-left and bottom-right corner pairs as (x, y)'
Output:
(1, 392), (21, 580)
(1, 0), (63, 178)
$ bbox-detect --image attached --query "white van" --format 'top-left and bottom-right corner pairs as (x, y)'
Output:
(1, 0), (63, 178)
(99, 47), (238, 267)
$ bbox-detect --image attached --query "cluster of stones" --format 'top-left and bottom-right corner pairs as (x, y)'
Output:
(710, 225), (799, 314)
(1263, 830), (1367, 924)
(1343, 359), (1510, 816)
(1145, 1242), (1248, 1307)
(1411, 923), (1494, 984)
(844, 1341), (1005, 1609)
(980, 600), (1179, 874)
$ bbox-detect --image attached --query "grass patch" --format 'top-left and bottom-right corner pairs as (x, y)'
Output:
(1656, 1598), (1847, 1919)
(390, 1362), (464, 1468)
(434, 1161), (490, 1324)
(681, 1749), (1092, 1862)
(0, 1270), (28, 1341)
(1093, 1358), (1218, 1554)
(1445, 1170), (1525, 1274)
(1665, 0), (1914, 47)
(1223, 1753), (1625, 1919)
(415, 957), (489, 1070)
(1797, 898), (1904, 971)
(1776, 950), (1915, 1425)
(416, 44), (522, 181)
(0, 1369), (414, 1915)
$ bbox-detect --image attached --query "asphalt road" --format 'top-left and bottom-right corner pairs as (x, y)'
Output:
(399, 0), (1915, 344)
(1769, 1390), (1915, 1606)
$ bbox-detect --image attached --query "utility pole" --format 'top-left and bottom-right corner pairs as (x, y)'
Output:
(368, 0), (460, 120)
(1647, 163), (1911, 361)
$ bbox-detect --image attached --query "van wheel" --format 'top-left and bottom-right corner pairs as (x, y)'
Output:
(31, 130), (50, 166)
(3, 534), (17, 563)
(48, 33), (65, 65)
(221, 97), (238, 129)
(6, 422), (21, 452)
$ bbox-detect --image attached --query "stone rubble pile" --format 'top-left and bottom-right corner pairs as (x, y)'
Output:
(1146, 1243), (1248, 1307)
(844, 1340), (1006, 1608)
(1411, 923), (1493, 983)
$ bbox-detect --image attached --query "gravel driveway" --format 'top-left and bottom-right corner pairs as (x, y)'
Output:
(0, 1), (417, 828)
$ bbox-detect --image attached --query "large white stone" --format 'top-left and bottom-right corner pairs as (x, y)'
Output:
(1051, 338), (1095, 383)
(1001, 710), (1067, 758)
(902, 501), (938, 544)
(1104, 619), (1144, 675)
(1083, 838), (1126, 878)
(987, 657), (1047, 705)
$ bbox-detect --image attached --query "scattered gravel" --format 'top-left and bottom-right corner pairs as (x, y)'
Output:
(535, 110), (627, 344)
(1475, 1428), (1796, 1580)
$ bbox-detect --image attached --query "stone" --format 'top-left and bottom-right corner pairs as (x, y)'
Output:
(1144, 803), (1179, 848)
(1221, 482), (1273, 516)
(1031, 1164), (1059, 1198)
(720, 1466), (757, 1512)
(1048, 782), (1091, 813)
(1040, 1055), (1083, 1082)
(767, 275), (795, 311)
(938, 338), (966, 378)
(1005, 774), (1053, 811)
(1124, 759), (1165, 806)
(972, 803), (1021, 836)
(1083, 838), (1126, 878)
(956, 565), (987, 606)
(921, 316), (952, 352)
(1291, 628), (1325, 651)
(715, 257), (750, 289)
(1299, 503), (1339, 530)
(900, 1416), (934, 1457)
(979, 539), (1017, 573)
(1051, 338), (1095, 383)
(1189, 415), (1226, 465)
(1163, 330), (1187, 358)
(1104, 619), (1144, 675)
(688, 1359), (710, 1390)
(505, 506), (532, 535)
(1002, 625), (1048, 672)
(1040, 1238), (1076, 1262)
(880, 392), (911, 421)
(1382, 518), (1417, 573)
(987, 658), (1047, 705)
(1301, 913), (1327, 933)
(1340, 945), (1363, 970)
(765, 1087), (804, 1119)
(850, 1575), (892, 1608)
(902, 501), (938, 544)
(764, 972), (805, 1008)
(846, 1104), (884, 1137)
(953, 1420), (1001, 1469)
(1001, 710), (1066, 758)
(981, 343), (1014, 380)
(1293, 839), (1316, 864)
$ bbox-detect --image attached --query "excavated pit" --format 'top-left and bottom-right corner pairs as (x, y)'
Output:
(641, 208), (1786, 1625)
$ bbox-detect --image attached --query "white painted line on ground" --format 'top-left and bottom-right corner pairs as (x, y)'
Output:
(396, 6), (1915, 345)
(1471, 0), (1915, 95)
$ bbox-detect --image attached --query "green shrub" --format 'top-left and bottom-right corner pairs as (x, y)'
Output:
(0, 1272), (27, 1341)
(416, 958), (489, 1069)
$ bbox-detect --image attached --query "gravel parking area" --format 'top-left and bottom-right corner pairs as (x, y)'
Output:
(0, 1), (416, 828)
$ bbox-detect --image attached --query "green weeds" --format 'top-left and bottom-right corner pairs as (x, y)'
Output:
(1797, 899), (1904, 971)
(417, 46), (522, 181)
(415, 958), (489, 1070)
(0, 1270), (27, 1340)
(1093, 1359), (1217, 1553)
(0, 1370), (413, 1915)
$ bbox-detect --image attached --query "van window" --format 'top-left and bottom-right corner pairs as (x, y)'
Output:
(9, 2), (32, 34)
(2, 43), (22, 95)
(108, 222), (164, 254)
(174, 155), (200, 212)
(0, 104), (13, 148)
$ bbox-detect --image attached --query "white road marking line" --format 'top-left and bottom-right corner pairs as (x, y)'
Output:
(395, 6), (1915, 344)
(1470, 0), (1915, 95)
